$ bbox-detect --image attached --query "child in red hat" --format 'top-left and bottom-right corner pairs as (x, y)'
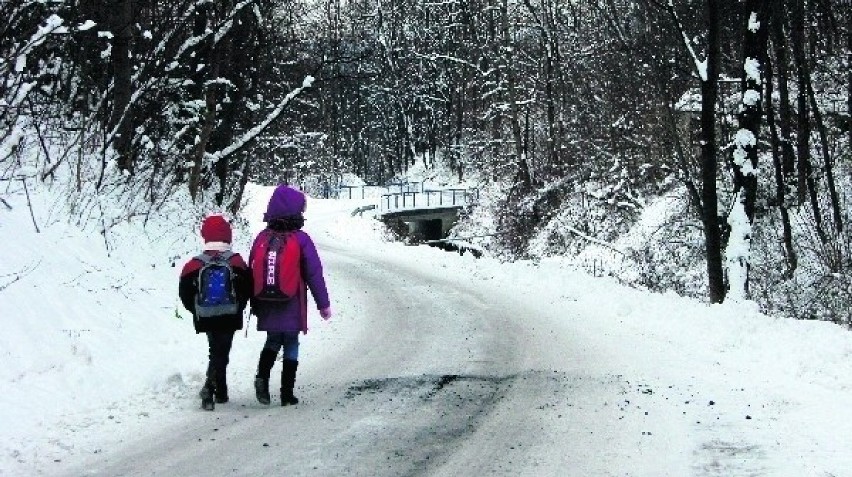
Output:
(179, 214), (253, 410)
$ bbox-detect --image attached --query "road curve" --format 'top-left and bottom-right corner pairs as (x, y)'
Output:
(58, 240), (617, 477)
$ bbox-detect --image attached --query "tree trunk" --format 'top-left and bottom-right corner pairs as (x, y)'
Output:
(769, 2), (796, 184)
(501, 0), (531, 193)
(789, 0), (826, 243)
(765, 40), (797, 276)
(807, 80), (842, 232)
(213, 29), (236, 208)
(725, 0), (769, 301)
(701, 0), (725, 304)
(188, 3), (215, 201)
(524, 0), (559, 168)
(455, 82), (463, 173)
(189, 80), (218, 201)
(108, 0), (134, 175)
(790, 0), (810, 205)
(229, 154), (252, 215)
(545, 37), (558, 167)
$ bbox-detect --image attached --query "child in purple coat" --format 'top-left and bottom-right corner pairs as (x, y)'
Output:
(249, 185), (331, 406)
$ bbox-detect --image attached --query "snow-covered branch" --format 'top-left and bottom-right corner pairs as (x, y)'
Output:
(204, 76), (315, 164)
(0, 259), (41, 292)
(663, 2), (707, 81)
(411, 52), (496, 78)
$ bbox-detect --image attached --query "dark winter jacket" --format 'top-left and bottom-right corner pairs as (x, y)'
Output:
(250, 185), (330, 334)
(179, 251), (252, 333)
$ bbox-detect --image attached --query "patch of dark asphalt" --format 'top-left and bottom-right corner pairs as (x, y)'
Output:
(332, 371), (590, 477)
(344, 373), (507, 401)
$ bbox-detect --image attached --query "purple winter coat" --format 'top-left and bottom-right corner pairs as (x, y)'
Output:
(250, 185), (330, 334)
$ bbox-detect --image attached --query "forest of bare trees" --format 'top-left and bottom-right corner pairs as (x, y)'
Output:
(1, 0), (851, 320)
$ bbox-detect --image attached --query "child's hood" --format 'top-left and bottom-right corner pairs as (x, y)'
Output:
(263, 185), (306, 222)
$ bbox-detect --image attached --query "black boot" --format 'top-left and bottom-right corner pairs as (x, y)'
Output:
(200, 377), (215, 411)
(281, 360), (299, 406)
(255, 348), (277, 405)
(214, 380), (228, 404)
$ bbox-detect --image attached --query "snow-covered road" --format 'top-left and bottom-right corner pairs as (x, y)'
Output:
(57, 235), (605, 476)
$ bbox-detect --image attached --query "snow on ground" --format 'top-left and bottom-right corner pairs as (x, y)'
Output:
(3, 182), (852, 476)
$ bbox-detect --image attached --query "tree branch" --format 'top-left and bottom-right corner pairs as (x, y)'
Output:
(205, 75), (316, 164)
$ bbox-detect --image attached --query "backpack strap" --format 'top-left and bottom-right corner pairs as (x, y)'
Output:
(195, 251), (234, 264)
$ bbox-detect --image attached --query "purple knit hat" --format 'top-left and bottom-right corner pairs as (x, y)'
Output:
(263, 184), (306, 222)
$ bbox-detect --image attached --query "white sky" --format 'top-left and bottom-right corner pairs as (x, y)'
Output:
(3, 182), (852, 476)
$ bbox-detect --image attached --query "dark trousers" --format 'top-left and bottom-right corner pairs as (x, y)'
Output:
(206, 331), (235, 392)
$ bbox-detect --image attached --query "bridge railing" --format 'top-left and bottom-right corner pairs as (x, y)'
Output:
(337, 184), (388, 200)
(379, 188), (478, 213)
(337, 181), (427, 199)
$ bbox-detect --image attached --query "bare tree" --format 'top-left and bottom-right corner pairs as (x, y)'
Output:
(790, 0), (828, 244)
(765, 11), (797, 276)
(500, 0), (531, 193)
(106, 0), (135, 174)
(658, 0), (726, 302)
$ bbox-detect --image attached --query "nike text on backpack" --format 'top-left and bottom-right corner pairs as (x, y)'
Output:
(251, 231), (301, 301)
(194, 252), (240, 318)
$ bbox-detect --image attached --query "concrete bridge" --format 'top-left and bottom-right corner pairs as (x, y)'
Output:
(340, 183), (477, 243)
(378, 188), (476, 242)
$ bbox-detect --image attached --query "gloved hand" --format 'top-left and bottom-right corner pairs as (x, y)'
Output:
(319, 307), (332, 320)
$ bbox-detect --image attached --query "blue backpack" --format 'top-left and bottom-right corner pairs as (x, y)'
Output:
(194, 252), (239, 318)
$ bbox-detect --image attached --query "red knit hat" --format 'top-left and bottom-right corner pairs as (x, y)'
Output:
(200, 214), (232, 243)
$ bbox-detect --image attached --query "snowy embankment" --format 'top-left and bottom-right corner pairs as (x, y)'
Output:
(3, 183), (852, 476)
